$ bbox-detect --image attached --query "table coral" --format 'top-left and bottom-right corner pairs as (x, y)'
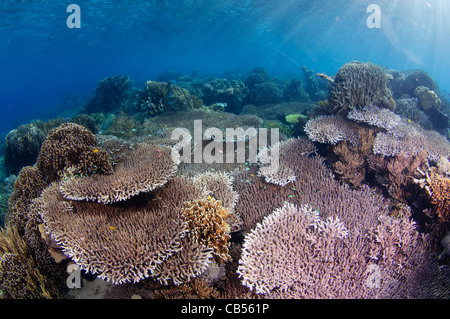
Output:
(59, 142), (178, 204)
(36, 176), (211, 285)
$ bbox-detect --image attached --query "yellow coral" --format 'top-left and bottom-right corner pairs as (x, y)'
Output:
(415, 166), (450, 222)
(181, 197), (232, 263)
(428, 170), (450, 221)
(285, 113), (307, 124)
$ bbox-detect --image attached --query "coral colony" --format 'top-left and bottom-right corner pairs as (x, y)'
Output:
(1, 61), (450, 299)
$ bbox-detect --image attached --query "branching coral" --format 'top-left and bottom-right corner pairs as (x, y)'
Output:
(238, 199), (434, 298)
(181, 197), (232, 263)
(36, 123), (113, 182)
(257, 137), (316, 186)
(304, 115), (359, 145)
(59, 142), (177, 204)
(415, 165), (450, 222)
(192, 172), (241, 231)
(0, 226), (60, 299)
(237, 203), (369, 297)
(347, 104), (401, 132)
(373, 121), (450, 161)
(235, 137), (389, 232)
(329, 61), (394, 113)
(6, 166), (48, 232)
(137, 81), (196, 116)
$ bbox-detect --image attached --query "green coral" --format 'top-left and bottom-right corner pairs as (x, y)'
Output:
(285, 113), (307, 124)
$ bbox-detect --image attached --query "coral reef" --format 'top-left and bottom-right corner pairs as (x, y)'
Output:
(192, 172), (241, 231)
(283, 78), (310, 103)
(137, 81), (198, 116)
(246, 81), (284, 106)
(244, 67), (270, 90)
(329, 61), (395, 113)
(84, 75), (133, 114)
(35, 176), (210, 285)
(395, 98), (431, 129)
(2, 61), (450, 300)
(347, 105), (401, 132)
(415, 164), (450, 223)
(200, 78), (248, 113)
(6, 166), (48, 232)
(372, 121), (450, 161)
(399, 71), (440, 97)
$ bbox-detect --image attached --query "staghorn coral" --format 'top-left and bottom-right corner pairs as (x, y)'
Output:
(154, 236), (214, 286)
(238, 199), (435, 298)
(59, 142), (177, 204)
(329, 61), (395, 113)
(36, 123), (113, 182)
(181, 197), (232, 263)
(235, 137), (389, 232)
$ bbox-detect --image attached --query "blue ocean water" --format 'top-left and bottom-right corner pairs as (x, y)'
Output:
(0, 0), (449, 136)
